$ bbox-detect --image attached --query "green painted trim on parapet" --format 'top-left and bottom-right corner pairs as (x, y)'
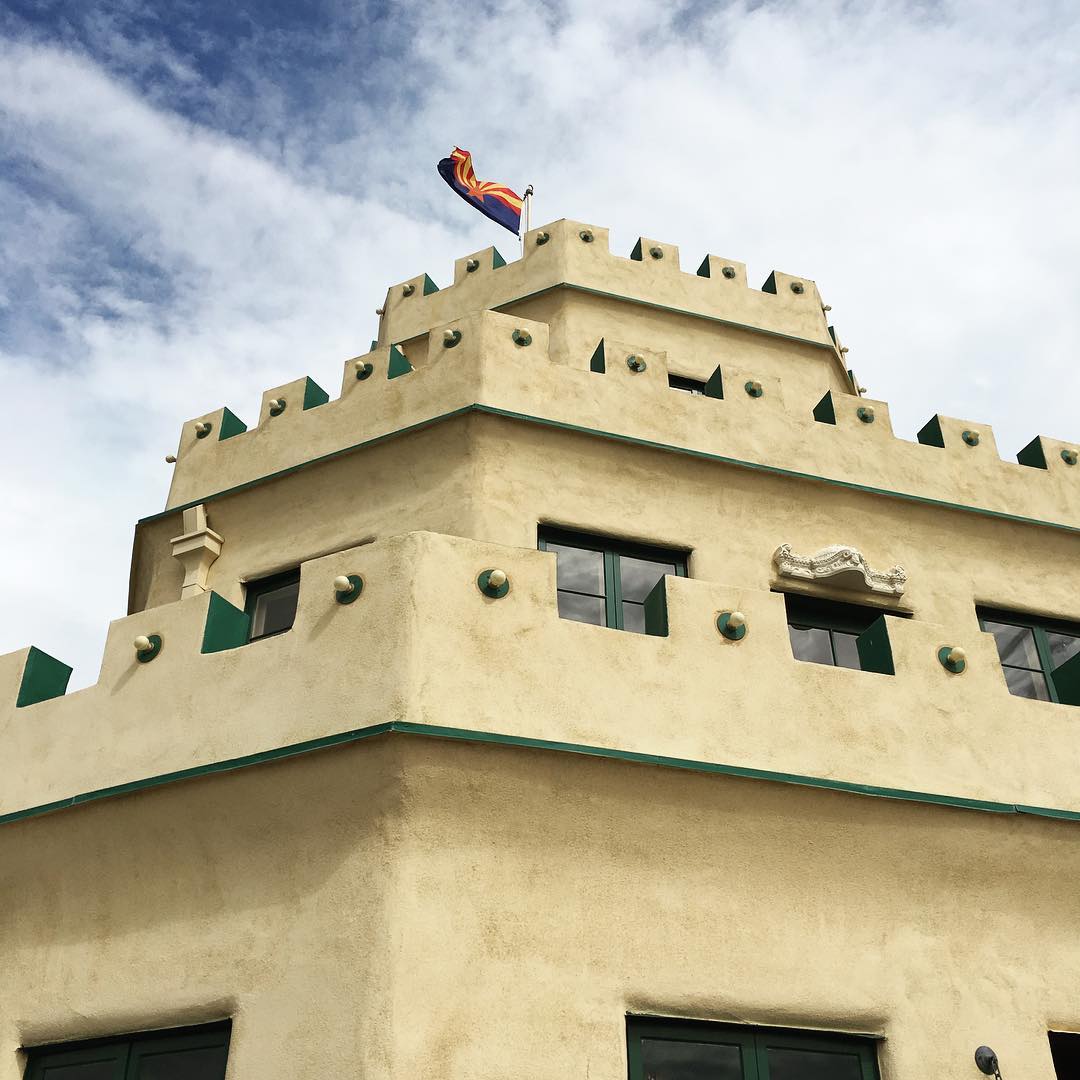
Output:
(9, 717), (1080, 830)
(492, 249), (507, 270)
(302, 377), (330, 411)
(630, 239), (644, 262)
(495, 284), (838, 354)
(218, 408), (247, 441)
(422, 274), (439, 296)
(144, 404), (1080, 541)
(201, 592), (250, 653)
(695, 255), (711, 278)
(705, 365), (724, 400)
(761, 271), (778, 294)
(917, 415), (945, 448)
(16, 647), (73, 709)
(813, 391), (836, 425)
(589, 339), (606, 373)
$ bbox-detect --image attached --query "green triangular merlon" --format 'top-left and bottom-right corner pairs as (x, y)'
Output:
(422, 274), (439, 296)
(856, 615), (895, 676)
(643, 578), (669, 638)
(813, 391), (836, 425)
(827, 325), (838, 345)
(705, 365), (724, 400)
(387, 345), (413, 380)
(202, 592), (251, 654)
(370, 339), (378, 351)
(1017, 437), (1048, 470)
(492, 249), (506, 270)
(218, 407), (247, 441)
(589, 339), (606, 374)
(696, 256), (711, 278)
(301, 377), (329, 411)
(847, 368), (858, 389)
(1052, 649), (1080, 707)
(917, 416), (946, 448)
(16, 646), (72, 708)
(761, 271), (778, 294)
(630, 239), (644, 262)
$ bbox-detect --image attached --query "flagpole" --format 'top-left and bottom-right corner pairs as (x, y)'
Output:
(521, 184), (534, 255)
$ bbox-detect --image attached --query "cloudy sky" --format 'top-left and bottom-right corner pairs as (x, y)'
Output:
(2, 0), (1079, 688)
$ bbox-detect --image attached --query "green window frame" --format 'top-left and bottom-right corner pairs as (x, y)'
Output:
(627, 1016), (880, 1080)
(977, 606), (1080, 705)
(244, 567), (301, 642)
(23, 1021), (231, 1080)
(538, 527), (688, 634)
(782, 593), (897, 676)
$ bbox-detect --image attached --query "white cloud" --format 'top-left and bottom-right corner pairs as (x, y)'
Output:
(1, 0), (1079, 687)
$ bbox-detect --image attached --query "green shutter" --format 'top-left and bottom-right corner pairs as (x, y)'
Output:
(856, 614), (895, 675)
(1051, 650), (1080, 707)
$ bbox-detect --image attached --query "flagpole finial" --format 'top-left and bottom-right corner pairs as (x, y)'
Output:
(525, 184), (534, 196)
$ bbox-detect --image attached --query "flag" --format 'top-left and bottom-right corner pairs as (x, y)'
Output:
(437, 147), (523, 236)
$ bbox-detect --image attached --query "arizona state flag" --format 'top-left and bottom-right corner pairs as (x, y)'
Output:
(437, 148), (523, 235)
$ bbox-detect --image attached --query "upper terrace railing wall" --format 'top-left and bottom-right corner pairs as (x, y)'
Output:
(5, 531), (1080, 827)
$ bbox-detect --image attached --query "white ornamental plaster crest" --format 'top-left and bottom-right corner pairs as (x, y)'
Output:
(773, 543), (907, 597)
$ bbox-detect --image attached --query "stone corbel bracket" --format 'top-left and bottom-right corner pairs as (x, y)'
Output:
(171, 504), (223, 598)
(774, 543), (907, 597)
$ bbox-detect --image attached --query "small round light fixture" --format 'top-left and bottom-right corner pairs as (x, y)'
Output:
(790, 281), (805, 294)
(512, 329), (532, 347)
(466, 258), (480, 273)
(402, 283), (415, 297)
(626, 355), (647, 373)
(443, 328), (462, 348)
(744, 380), (764, 398)
(962, 429), (981, 447)
(579, 229), (594, 243)
(477, 568), (510, 599)
(939, 645), (967, 674)
(721, 266), (737, 279)
(534, 231), (550, 246)
(355, 360), (374, 380)
(133, 634), (163, 663)
(1062, 448), (1078, 465)
(165, 454), (177, 463)
(649, 246), (664, 260)
(857, 406), (875, 424)
(194, 421), (212, 439)
(268, 398), (287, 416)
(717, 611), (747, 641)
(333, 574), (363, 604)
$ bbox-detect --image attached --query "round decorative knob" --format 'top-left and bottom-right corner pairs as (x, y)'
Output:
(268, 398), (286, 416)
(477, 568), (510, 598)
(790, 281), (805, 294)
(626, 355), (647, 373)
(512, 329), (532, 347)
(857, 406), (875, 424)
(649, 246), (664, 260)
(962, 429), (981, 446)
(744, 380), (764, 398)
(1062, 448), (1078, 465)
(822, 304), (832, 312)
(717, 611), (748, 641)
(534, 231), (550, 245)
(721, 266), (737, 279)
(402, 283), (415, 296)
(133, 634), (163, 662)
(443, 328), (462, 348)
(466, 258), (479, 272)
(333, 574), (363, 604)
(194, 421), (212, 438)
(354, 360), (374, 380)
(840, 345), (850, 354)
(165, 454), (177, 463)
(938, 645), (967, 674)
(579, 229), (594, 243)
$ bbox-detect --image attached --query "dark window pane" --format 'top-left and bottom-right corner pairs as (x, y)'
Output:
(832, 631), (862, 670)
(548, 543), (604, 595)
(789, 625), (834, 666)
(41, 1064), (120, 1080)
(984, 621), (1041, 670)
(622, 602), (647, 635)
(620, 556), (677, 603)
(1049, 1031), (1080, 1080)
(641, 1038), (743, 1080)
(766, 1046), (864, 1080)
(1003, 665), (1051, 700)
(557, 591), (606, 626)
(250, 580), (300, 639)
(135, 1047), (228, 1080)
(1047, 632), (1080, 670)
(668, 375), (706, 395)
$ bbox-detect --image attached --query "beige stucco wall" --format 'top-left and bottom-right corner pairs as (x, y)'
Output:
(3, 736), (1079, 1080)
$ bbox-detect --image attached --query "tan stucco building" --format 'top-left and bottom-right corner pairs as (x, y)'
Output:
(4, 218), (1080, 1080)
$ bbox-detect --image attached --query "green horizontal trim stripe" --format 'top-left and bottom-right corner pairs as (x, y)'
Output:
(3, 719), (1080, 828)
(496, 282), (839, 354)
(145, 405), (1079, 538)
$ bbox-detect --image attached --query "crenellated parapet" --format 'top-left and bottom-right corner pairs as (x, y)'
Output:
(5, 530), (1080, 828)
